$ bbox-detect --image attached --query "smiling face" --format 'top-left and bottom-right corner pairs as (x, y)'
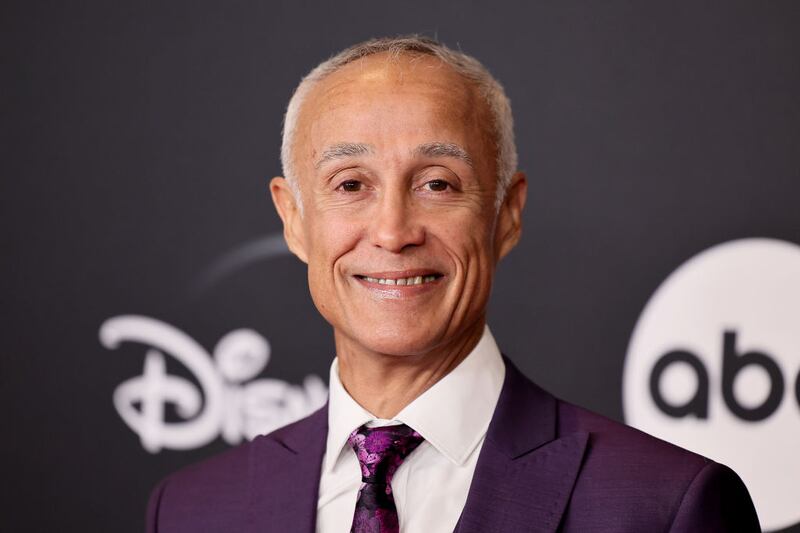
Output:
(271, 52), (526, 359)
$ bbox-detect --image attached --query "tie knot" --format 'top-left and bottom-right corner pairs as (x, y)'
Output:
(347, 424), (424, 485)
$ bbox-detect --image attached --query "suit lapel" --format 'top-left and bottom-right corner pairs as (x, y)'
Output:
(456, 358), (588, 533)
(247, 404), (328, 533)
(243, 358), (587, 532)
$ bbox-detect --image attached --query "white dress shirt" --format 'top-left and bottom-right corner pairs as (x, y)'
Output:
(316, 326), (506, 533)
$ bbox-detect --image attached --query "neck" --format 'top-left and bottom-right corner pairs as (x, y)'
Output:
(335, 319), (486, 419)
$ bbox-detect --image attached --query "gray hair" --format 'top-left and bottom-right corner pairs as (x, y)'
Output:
(280, 35), (518, 211)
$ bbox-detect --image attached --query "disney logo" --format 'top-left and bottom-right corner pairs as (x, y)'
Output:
(100, 315), (327, 453)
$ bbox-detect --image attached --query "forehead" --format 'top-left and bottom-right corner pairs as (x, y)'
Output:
(294, 52), (494, 169)
(314, 52), (477, 114)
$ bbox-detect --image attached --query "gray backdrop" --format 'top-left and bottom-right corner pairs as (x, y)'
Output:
(3, 1), (799, 531)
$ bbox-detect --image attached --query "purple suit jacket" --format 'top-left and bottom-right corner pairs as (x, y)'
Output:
(146, 357), (760, 532)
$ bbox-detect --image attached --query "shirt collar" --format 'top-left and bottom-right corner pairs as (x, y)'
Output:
(324, 325), (505, 473)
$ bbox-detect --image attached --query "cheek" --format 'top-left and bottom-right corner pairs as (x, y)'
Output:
(309, 208), (357, 251)
(438, 210), (497, 260)
(306, 213), (361, 283)
(439, 211), (497, 298)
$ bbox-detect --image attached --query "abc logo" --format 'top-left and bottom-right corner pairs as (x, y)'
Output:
(650, 330), (800, 422)
(623, 238), (800, 532)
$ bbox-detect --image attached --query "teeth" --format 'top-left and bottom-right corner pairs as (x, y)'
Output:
(360, 275), (439, 286)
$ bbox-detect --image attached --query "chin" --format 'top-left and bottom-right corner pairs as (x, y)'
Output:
(352, 325), (443, 358)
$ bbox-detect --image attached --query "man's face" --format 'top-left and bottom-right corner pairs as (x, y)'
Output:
(273, 53), (525, 358)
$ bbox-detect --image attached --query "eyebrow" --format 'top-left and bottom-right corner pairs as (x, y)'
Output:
(414, 142), (474, 168)
(313, 141), (475, 169)
(315, 142), (373, 168)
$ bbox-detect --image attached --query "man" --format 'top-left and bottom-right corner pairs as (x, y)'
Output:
(146, 36), (760, 532)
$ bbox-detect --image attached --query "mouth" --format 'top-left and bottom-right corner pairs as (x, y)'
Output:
(354, 270), (444, 287)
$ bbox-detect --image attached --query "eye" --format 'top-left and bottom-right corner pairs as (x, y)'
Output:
(337, 179), (362, 192)
(423, 179), (451, 192)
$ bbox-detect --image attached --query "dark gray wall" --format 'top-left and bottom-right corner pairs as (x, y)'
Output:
(3, 1), (798, 531)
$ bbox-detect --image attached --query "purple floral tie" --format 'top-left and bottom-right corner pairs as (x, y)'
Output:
(347, 424), (424, 533)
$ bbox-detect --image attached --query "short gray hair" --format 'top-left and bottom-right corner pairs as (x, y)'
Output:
(280, 35), (518, 210)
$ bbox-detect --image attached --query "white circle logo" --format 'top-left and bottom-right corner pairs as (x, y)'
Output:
(623, 238), (800, 532)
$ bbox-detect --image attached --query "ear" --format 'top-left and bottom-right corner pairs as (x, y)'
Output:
(494, 171), (527, 261)
(269, 177), (309, 264)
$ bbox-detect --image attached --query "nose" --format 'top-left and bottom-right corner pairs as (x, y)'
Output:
(369, 189), (425, 253)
